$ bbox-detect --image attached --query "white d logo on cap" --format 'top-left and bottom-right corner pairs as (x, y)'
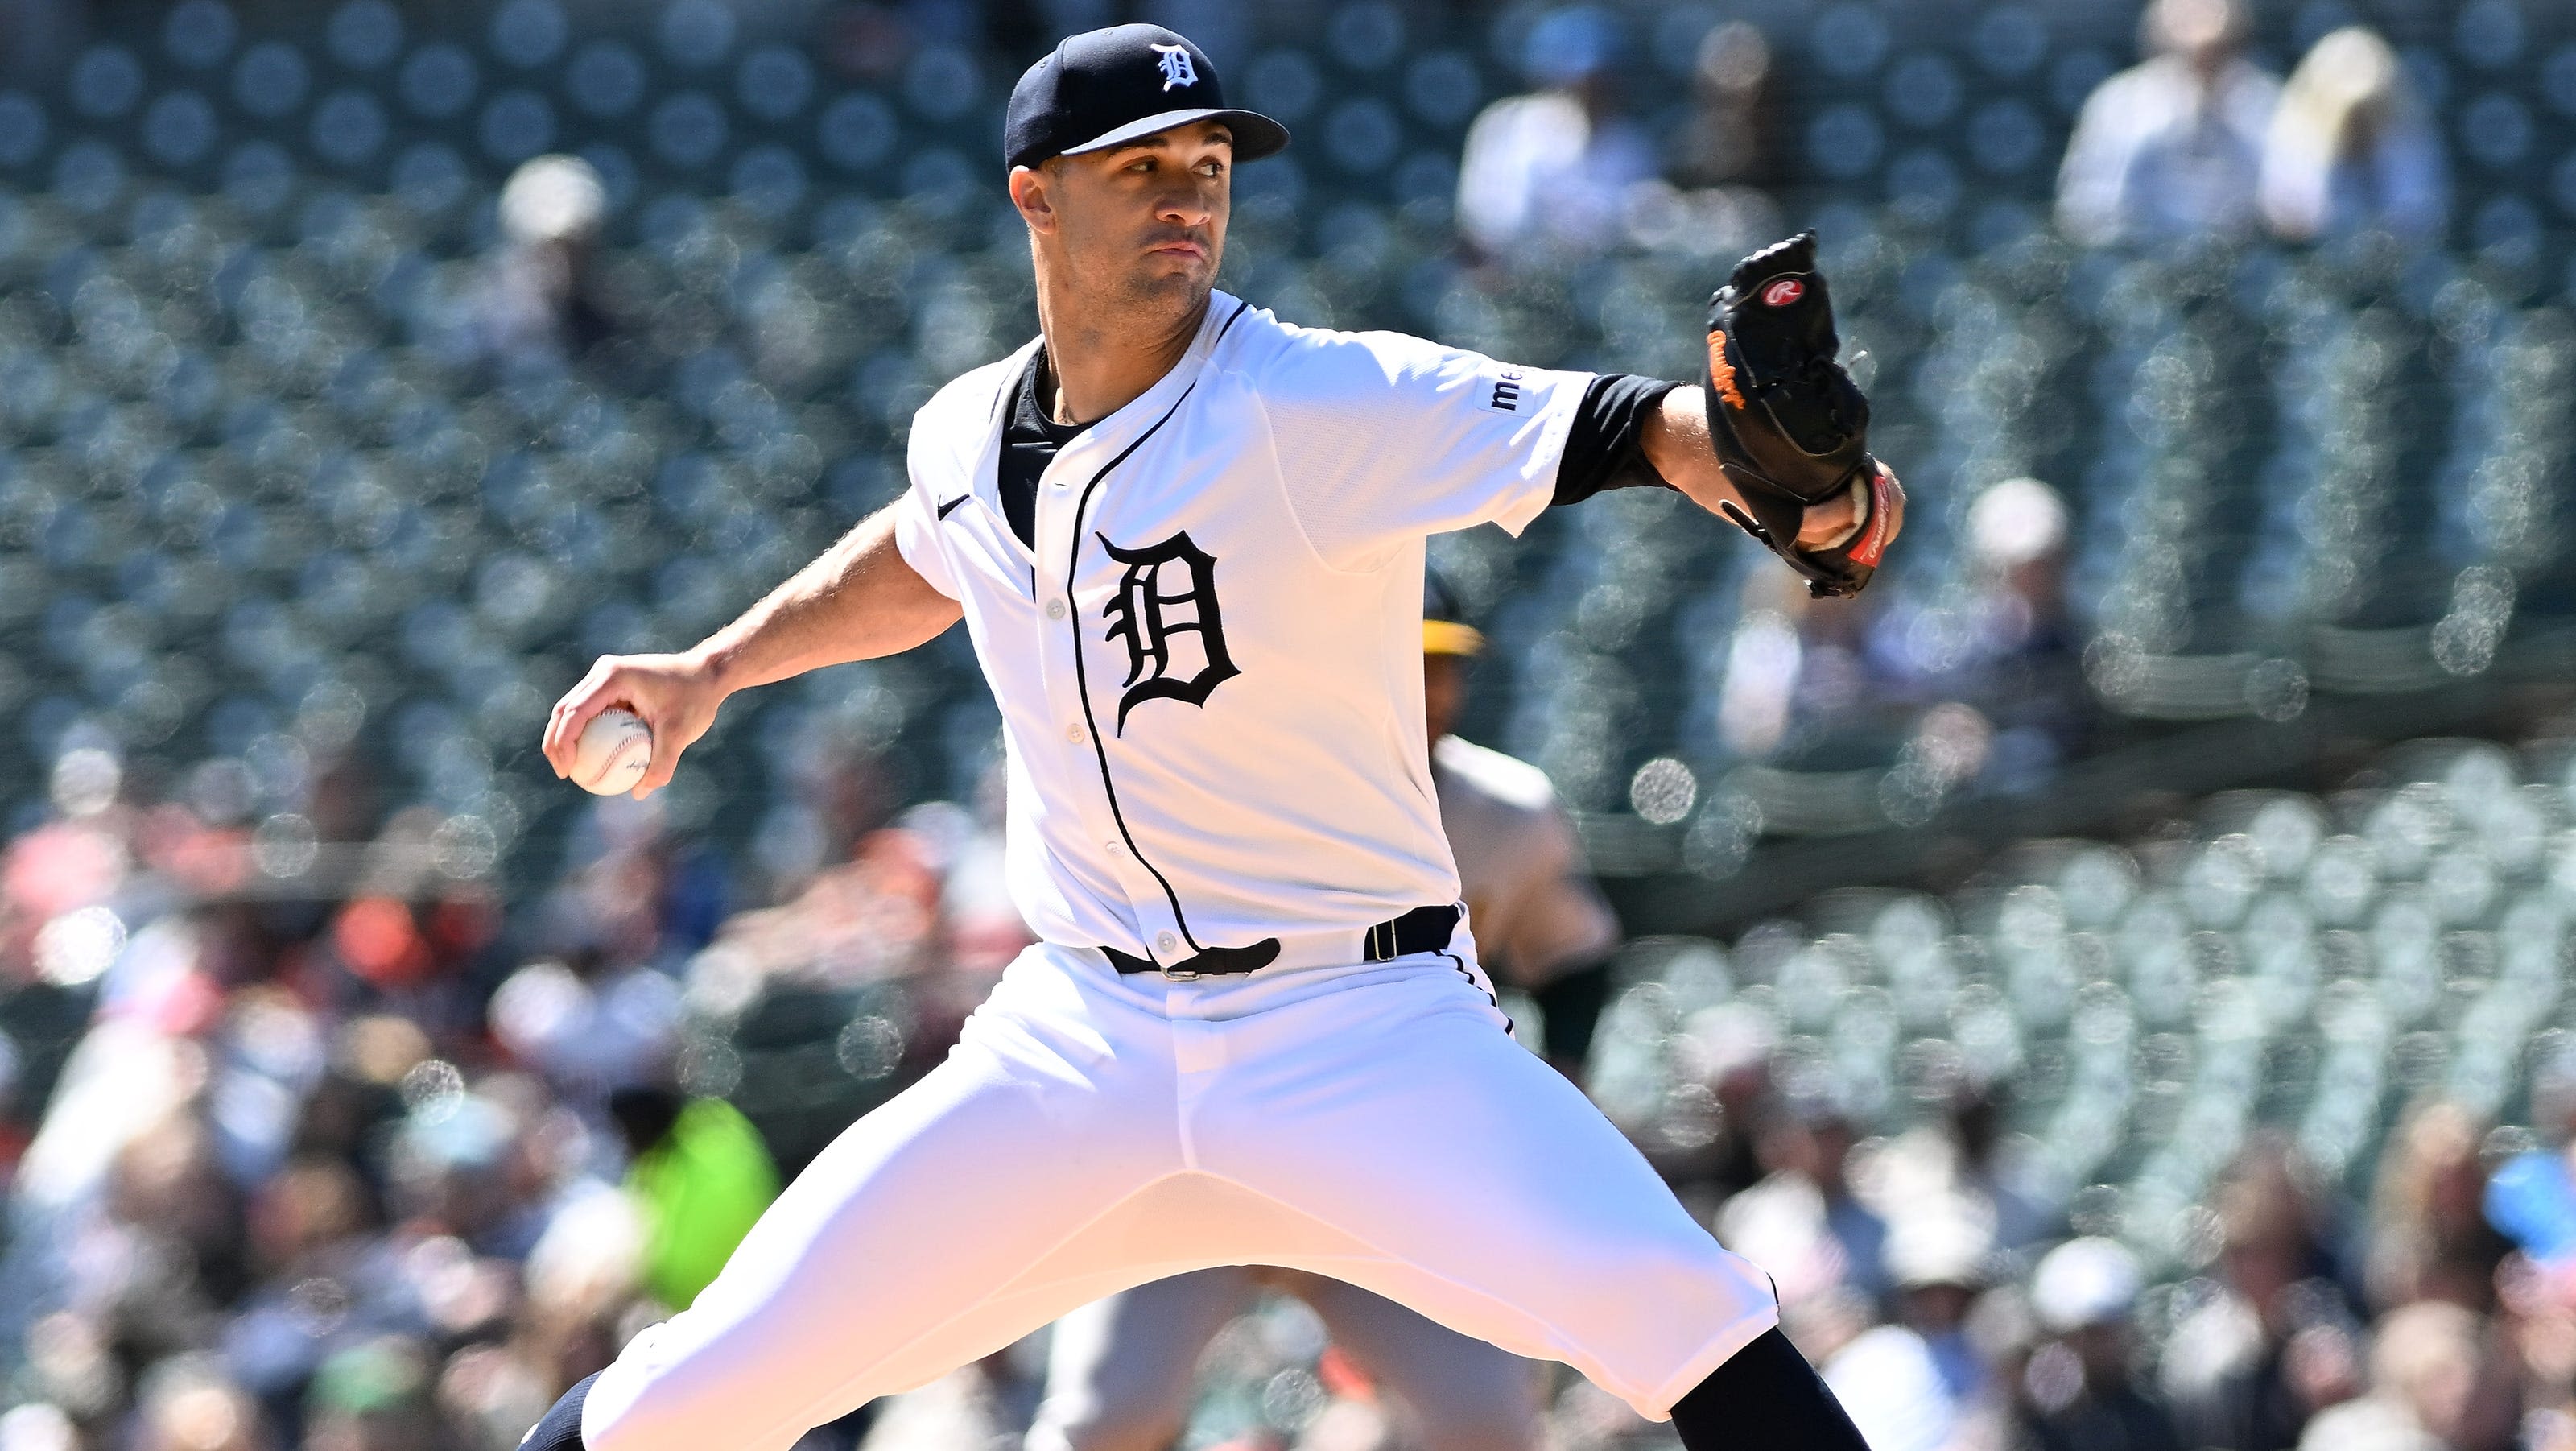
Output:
(1150, 43), (1198, 90)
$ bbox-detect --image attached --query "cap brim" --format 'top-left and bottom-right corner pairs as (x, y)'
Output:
(1422, 621), (1484, 656)
(1059, 107), (1290, 164)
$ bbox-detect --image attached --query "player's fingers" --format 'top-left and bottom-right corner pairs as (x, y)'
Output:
(542, 690), (585, 775)
(543, 659), (623, 771)
(1877, 463), (1906, 544)
(1795, 485), (1861, 549)
(630, 713), (695, 800)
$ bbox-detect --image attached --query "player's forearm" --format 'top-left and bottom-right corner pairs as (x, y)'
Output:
(691, 506), (963, 698)
(1641, 387), (1860, 548)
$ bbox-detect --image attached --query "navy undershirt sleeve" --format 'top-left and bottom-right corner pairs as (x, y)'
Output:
(1552, 373), (1682, 507)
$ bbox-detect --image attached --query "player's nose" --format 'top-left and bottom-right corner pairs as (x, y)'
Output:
(1154, 186), (1212, 229)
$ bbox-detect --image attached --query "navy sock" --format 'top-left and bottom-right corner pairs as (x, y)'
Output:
(520, 1372), (602, 1451)
(1668, 1329), (1869, 1450)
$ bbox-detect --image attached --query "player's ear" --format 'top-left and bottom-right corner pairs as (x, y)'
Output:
(1010, 164), (1059, 235)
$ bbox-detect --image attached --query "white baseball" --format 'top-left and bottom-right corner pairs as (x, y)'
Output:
(572, 708), (654, 796)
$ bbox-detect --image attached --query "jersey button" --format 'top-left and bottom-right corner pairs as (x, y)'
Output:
(1064, 724), (1083, 743)
(1156, 932), (1178, 952)
(1046, 600), (1067, 619)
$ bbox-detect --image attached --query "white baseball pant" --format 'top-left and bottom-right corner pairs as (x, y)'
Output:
(580, 943), (1778, 1451)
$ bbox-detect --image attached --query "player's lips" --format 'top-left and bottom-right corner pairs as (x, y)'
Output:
(1144, 237), (1208, 262)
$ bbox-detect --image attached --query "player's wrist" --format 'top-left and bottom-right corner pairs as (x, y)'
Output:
(683, 640), (745, 701)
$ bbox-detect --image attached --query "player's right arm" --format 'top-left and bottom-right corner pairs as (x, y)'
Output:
(541, 506), (961, 797)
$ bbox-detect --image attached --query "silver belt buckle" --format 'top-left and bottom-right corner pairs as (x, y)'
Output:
(1161, 965), (1201, 982)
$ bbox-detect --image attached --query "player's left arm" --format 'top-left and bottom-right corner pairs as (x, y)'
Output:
(1638, 389), (1901, 556)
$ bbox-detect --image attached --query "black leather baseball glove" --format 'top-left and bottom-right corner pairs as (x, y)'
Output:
(1703, 232), (1896, 598)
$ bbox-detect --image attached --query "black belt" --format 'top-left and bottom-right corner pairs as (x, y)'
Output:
(1101, 903), (1460, 979)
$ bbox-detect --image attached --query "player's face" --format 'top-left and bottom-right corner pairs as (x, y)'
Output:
(1018, 122), (1232, 314)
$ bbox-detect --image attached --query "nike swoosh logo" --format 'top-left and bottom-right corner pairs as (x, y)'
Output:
(935, 495), (968, 519)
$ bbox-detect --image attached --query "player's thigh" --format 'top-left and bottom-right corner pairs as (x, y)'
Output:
(585, 1008), (1178, 1451)
(1026, 1269), (1260, 1451)
(1193, 969), (1775, 1417)
(1288, 1274), (1545, 1451)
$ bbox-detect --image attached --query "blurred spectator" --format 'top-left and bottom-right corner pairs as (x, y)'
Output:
(608, 1085), (778, 1313)
(2367, 1102), (2511, 1315)
(2057, 0), (2279, 247)
(489, 957), (681, 1107)
(1888, 477), (2088, 795)
(2017, 1238), (2179, 1451)
(1666, 22), (1783, 192)
(1716, 570), (1898, 767)
(133, 1356), (271, 1451)
(2163, 1139), (2364, 1451)
(2259, 27), (2446, 246)
(1718, 1091), (1890, 1311)
(1670, 999), (1777, 1201)
(1455, 6), (1658, 262)
(1866, 1081), (2058, 1256)
(1627, 19), (1788, 259)
(476, 155), (617, 375)
(303, 1337), (436, 1451)
(2486, 1052), (2576, 1273)
(1823, 1205), (1993, 1451)
(2295, 1301), (2518, 1451)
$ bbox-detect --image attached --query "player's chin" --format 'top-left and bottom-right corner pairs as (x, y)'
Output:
(1123, 262), (1214, 307)
(1138, 248), (1212, 282)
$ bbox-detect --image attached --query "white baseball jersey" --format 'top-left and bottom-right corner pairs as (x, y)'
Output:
(891, 292), (1588, 972)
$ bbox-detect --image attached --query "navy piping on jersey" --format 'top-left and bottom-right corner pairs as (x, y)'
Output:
(1063, 296), (1256, 967)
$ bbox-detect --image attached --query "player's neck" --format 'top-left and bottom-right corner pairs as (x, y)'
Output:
(1031, 278), (1209, 427)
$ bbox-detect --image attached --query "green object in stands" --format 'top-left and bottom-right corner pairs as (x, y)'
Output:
(626, 1097), (782, 1310)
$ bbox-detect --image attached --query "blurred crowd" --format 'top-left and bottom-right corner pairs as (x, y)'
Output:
(1458, 0), (2453, 265)
(0, 726), (1031, 1451)
(18, 726), (2576, 1451)
(1640, 1063), (2576, 1451)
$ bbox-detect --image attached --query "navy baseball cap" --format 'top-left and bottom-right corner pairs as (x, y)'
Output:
(1004, 24), (1290, 172)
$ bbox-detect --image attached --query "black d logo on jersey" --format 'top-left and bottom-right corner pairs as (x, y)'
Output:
(1098, 530), (1240, 731)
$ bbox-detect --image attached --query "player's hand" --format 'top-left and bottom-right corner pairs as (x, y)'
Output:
(1794, 461), (1904, 552)
(543, 651), (724, 800)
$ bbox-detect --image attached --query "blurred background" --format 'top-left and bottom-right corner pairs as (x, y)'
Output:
(7, 0), (2576, 1447)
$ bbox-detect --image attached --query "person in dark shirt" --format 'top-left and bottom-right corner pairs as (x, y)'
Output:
(2016, 1238), (2179, 1451)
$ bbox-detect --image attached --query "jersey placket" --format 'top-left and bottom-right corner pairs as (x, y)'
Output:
(1030, 420), (1191, 965)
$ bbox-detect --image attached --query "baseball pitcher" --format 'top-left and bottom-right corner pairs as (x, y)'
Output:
(534, 24), (1900, 1451)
